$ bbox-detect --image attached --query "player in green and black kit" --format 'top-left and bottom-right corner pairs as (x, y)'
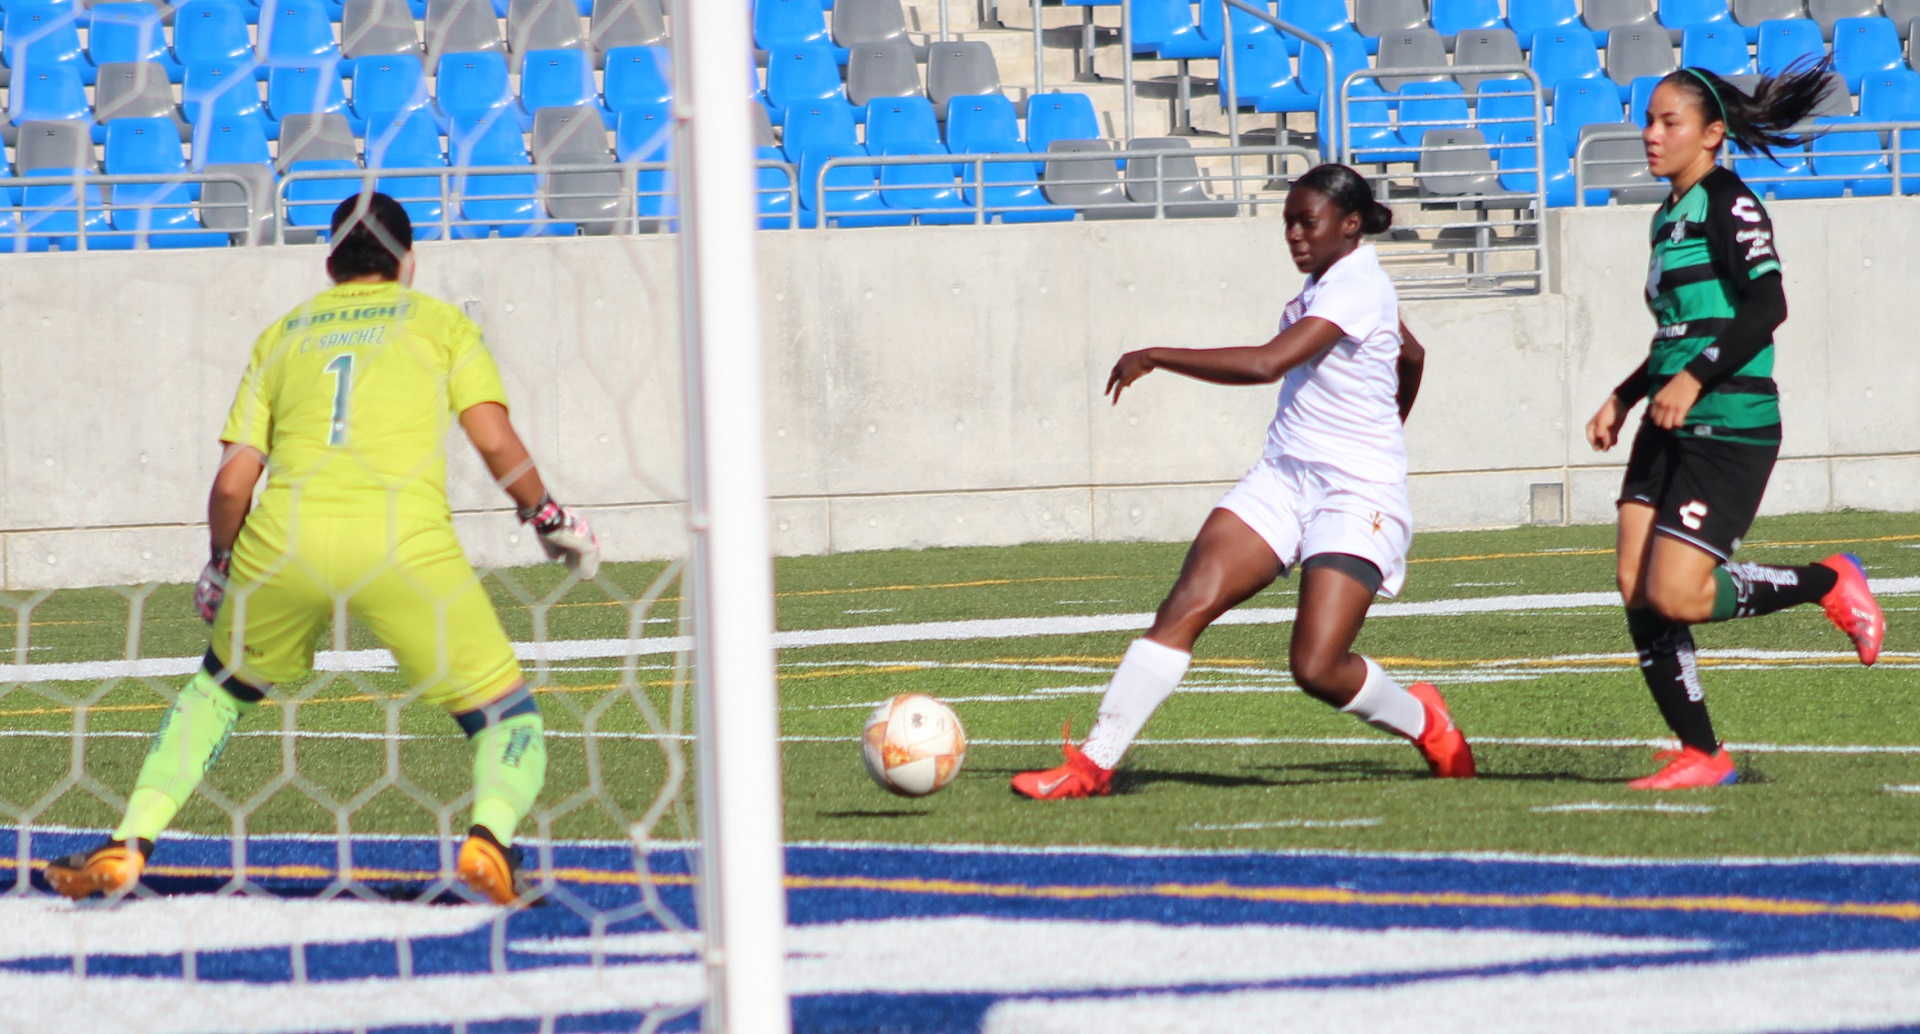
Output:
(1585, 59), (1886, 790)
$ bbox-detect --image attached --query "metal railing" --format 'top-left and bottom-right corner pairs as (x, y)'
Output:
(1574, 120), (1920, 205)
(0, 169), (265, 251)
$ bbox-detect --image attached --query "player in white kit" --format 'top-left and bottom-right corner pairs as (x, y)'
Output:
(1012, 164), (1474, 800)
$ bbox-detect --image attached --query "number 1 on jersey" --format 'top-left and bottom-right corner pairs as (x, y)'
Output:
(325, 353), (354, 446)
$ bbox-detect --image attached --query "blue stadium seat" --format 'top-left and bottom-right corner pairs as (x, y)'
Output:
(756, 144), (798, 228)
(1832, 16), (1903, 91)
(436, 50), (523, 128)
(349, 54), (433, 125)
(1433, 0), (1509, 39)
(520, 47), (613, 120)
(1659, 0), (1735, 34)
(797, 142), (911, 227)
(1627, 73), (1665, 122)
(1024, 91), (1102, 152)
(754, 0), (843, 60)
(102, 116), (228, 247)
(959, 152), (1072, 223)
(1394, 80), (1470, 148)
(943, 92), (1022, 153)
(1679, 23), (1756, 73)
(1510, 0), (1587, 44)
(863, 94), (941, 150)
(1551, 76), (1626, 129)
(173, 2), (258, 73)
(17, 119), (126, 249)
(0, 163), (52, 251)
(874, 138), (973, 225)
(614, 98), (670, 160)
(269, 63), (362, 132)
(1496, 123), (1584, 204)
(191, 113), (274, 165)
(1756, 17), (1824, 75)
(366, 108), (449, 237)
(781, 98), (858, 161)
(446, 111), (574, 236)
(1859, 66), (1920, 119)
(88, 3), (182, 81)
(603, 44), (670, 113)
(1344, 83), (1407, 161)
(1220, 32), (1299, 109)
(4, 1), (93, 84)
(1529, 28), (1605, 81)
(1810, 116), (1891, 193)
(7, 65), (90, 131)
(259, 0), (341, 67)
(1128, 0), (1205, 56)
(1474, 79), (1544, 141)
(1296, 29), (1374, 140)
(1158, 0), (1268, 60)
(184, 60), (272, 137)
(1727, 141), (1818, 197)
(278, 113), (362, 232)
(764, 42), (849, 117)
(1279, 0), (1359, 53)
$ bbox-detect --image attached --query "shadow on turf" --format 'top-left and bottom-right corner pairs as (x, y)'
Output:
(816, 809), (934, 820)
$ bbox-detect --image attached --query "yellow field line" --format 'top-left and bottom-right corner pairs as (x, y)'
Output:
(8, 857), (1915, 921)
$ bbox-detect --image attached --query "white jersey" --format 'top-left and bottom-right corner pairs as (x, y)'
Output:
(1263, 242), (1407, 484)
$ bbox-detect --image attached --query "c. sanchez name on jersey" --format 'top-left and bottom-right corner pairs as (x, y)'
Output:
(1644, 165), (1782, 445)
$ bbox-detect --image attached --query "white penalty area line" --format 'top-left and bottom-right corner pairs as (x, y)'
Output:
(1532, 802), (1717, 815)
(8, 575), (1920, 685)
(1191, 818), (1384, 831)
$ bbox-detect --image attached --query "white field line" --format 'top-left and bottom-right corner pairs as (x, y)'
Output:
(1885, 784), (1920, 794)
(1532, 803), (1717, 815)
(7, 574), (1920, 685)
(1191, 818), (1384, 831)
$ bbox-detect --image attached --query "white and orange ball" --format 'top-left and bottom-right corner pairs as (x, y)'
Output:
(861, 693), (967, 797)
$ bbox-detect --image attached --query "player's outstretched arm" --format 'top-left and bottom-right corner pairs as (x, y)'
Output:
(197, 444), (265, 622)
(459, 402), (601, 579)
(1106, 317), (1347, 404)
(1396, 320), (1425, 423)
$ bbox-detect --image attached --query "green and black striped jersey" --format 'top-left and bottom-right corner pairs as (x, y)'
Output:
(1644, 165), (1783, 444)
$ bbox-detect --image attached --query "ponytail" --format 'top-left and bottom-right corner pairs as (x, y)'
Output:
(1666, 56), (1837, 158)
(1295, 162), (1394, 236)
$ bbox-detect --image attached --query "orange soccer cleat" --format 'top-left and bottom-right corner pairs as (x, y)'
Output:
(457, 825), (541, 907)
(44, 838), (152, 900)
(1628, 745), (1738, 789)
(1818, 554), (1885, 667)
(1010, 723), (1114, 800)
(1407, 682), (1476, 779)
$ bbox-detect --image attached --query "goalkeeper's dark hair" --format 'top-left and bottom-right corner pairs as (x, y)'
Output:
(1664, 56), (1836, 158)
(1294, 163), (1393, 235)
(327, 191), (413, 282)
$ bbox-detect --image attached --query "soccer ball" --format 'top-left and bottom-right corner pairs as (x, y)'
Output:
(861, 693), (967, 797)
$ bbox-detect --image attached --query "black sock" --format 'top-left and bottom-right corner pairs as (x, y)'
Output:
(1626, 608), (1717, 753)
(1708, 561), (1839, 621)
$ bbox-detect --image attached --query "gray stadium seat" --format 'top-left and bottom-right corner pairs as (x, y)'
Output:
(846, 37), (922, 107)
(1812, 70), (1853, 115)
(1042, 139), (1150, 218)
(425, 0), (506, 65)
(1811, 0), (1882, 38)
(1886, 0), (1920, 35)
(754, 104), (777, 147)
(589, 0), (667, 67)
(276, 112), (359, 171)
(508, 0), (587, 68)
(1607, 26), (1678, 90)
(18, 119), (97, 172)
(1417, 128), (1500, 198)
(341, 0), (424, 59)
(1584, 0), (1659, 35)
(532, 105), (624, 234)
(1453, 28), (1525, 91)
(1356, 0), (1430, 40)
(1722, 73), (1761, 93)
(1123, 137), (1237, 217)
(832, 0), (910, 48)
(1578, 124), (1665, 202)
(94, 62), (188, 139)
(926, 41), (1000, 120)
(201, 162), (278, 244)
(1376, 28), (1451, 90)
(1734, 0), (1808, 33)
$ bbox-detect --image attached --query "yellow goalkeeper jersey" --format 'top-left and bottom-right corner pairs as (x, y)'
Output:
(221, 281), (510, 520)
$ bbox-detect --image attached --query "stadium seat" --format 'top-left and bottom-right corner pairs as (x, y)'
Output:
(173, 1), (258, 72)
(1357, 0), (1431, 40)
(1154, 0), (1266, 63)
(1680, 23), (1757, 73)
(94, 61), (186, 139)
(616, 102), (683, 231)
(1417, 127), (1503, 198)
(342, 0), (424, 60)
(447, 110), (575, 237)
(269, 63), (360, 134)
(87, 3), (181, 81)
(797, 142), (911, 228)
(1530, 28), (1605, 83)
(1127, 0), (1205, 57)
(1728, 141), (1819, 197)
(756, 144), (798, 228)
(1041, 139), (1148, 218)
(845, 37), (922, 112)
(1552, 76), (1627, 129)
(1453, 28), (1525, 91)
(1810, 116), (1891, 193)
(349, 54), (433, 125)
(1395, 80), (1471, 148)
(425, 0), (506, 65)
(191, 114), (277, 243)
(0, 162), (52, 251)
(1497, 123), (1582, 204)
(765, 42), (850, 116)
(1510, 0), (1587, 45)
(1375, 27), (1450, 90)
(944, 91), (1022, 153)
(1025, 91), (1102, 153)
(531, 104), (624, 233)
(1585, 0), (1659, 42)
(1859, 65), (1920, 118)
(1219, 31), (1300, 109)
(781, 97), (858, 162)
(924, 40), (1000, 120)
(1627, 72), (1664, 121)
(183, 60), (270, 135)
(1811, 69), (1854, 113)
(603, 44), (671, 113)
(1297, 28), (1375, 104)
(1475, 78), (1545, 141)
(1833, 17), (1903, 91)
(1577, 122), (1664, 200)
(1733, 0), (1807, 42)
(3, 1), (93, 85)
(589, 0), (667, 66)
(260, 0), (341, 68)
(1606, 25), (1678, 98)
(103, 116), (228, 247)
(6, 65), (90, 142)
(613, 96), (669, 161)
(1886, 0), (1920, 36)
(365, 107), (449, 237)
(863, 93), (941, 150)
(278, 111), (362, 233)
(755, 0), (839, 57)
(1658, 0), (1734, 40)
(832, 0), (907, 48)
(1811, 0), (1880, 38)
(1124, 137), (1235, 218)
(436, 50), (523, 128)
(1303, 36), (1392, 157)
(1432, 0), (1510, 42)
(521, 47), (612, 121)
(1277, 0), (1356, 54)
(873, 138), (974, 225)
(16, 118), (121, 249)
(506, 0), (586, 70)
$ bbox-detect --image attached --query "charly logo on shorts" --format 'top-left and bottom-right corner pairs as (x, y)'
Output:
(1679, 500), (1710, 531)
(1369, 512), (1383, 535)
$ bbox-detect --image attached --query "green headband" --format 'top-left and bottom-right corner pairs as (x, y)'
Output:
(1682, 67), (1728, 123)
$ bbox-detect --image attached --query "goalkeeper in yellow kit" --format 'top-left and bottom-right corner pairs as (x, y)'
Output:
(47, 193), (599, 906)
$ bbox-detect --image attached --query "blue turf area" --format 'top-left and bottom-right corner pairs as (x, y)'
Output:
(7, 829), (1920, 1032)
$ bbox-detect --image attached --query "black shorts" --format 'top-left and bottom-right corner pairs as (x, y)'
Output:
(1617, 423), (1779, 561)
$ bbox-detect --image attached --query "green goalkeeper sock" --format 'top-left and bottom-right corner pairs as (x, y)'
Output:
(114, 671), (256, 842)
(470, 712), (546, 848)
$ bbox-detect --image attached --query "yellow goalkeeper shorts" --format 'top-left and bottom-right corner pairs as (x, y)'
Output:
(209, 514), (524, 714)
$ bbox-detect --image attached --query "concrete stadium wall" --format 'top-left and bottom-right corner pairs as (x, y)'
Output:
(1, 198), (1915, 589)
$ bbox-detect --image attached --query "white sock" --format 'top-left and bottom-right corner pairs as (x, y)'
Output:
(1340, 656), (1428, 740)
(1080, 638), (1192, 770)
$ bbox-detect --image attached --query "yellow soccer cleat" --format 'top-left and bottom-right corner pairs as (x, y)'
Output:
(457, 825), (541, 907)
(44, 838), (153, 901)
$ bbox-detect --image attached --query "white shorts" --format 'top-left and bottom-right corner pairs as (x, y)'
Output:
(1215, 455), (1413, 598)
